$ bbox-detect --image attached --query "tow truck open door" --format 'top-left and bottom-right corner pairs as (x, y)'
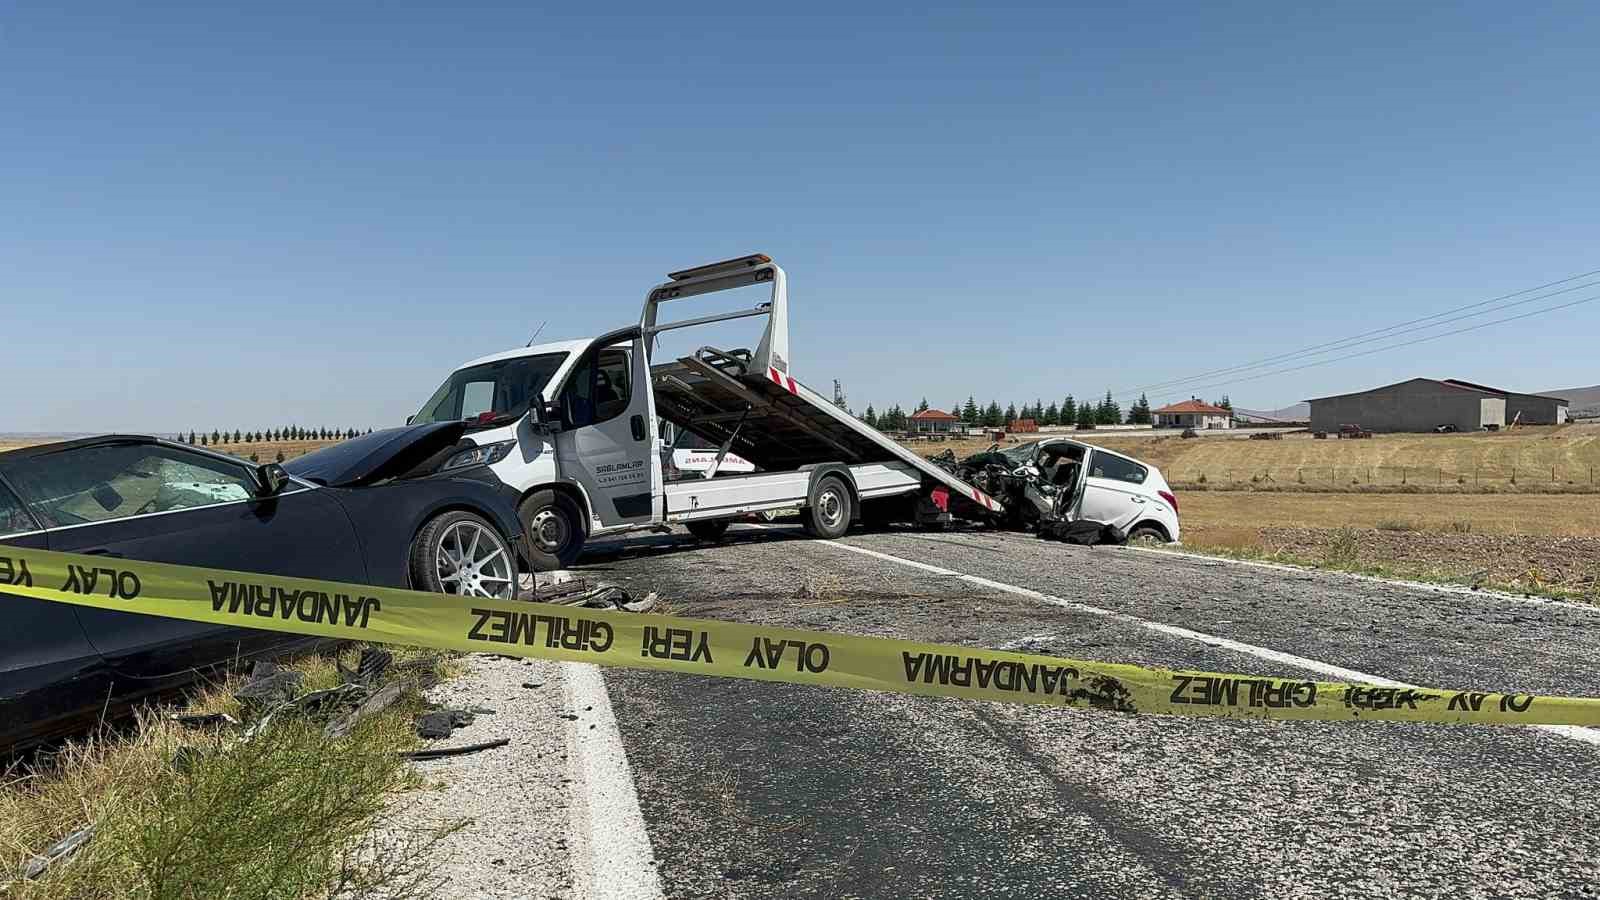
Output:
(551, 327), (662, 529)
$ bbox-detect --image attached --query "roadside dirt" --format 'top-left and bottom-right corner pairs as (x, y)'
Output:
(1235, 526), (1600, 596)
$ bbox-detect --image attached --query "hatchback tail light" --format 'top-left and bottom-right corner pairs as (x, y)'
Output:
(1158, 490), (1178, 512)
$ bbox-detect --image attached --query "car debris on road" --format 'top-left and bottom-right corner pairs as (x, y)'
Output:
(517, 570), (660, 612)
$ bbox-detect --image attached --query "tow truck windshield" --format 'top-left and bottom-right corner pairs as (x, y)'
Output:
(412, 352), (568, 425)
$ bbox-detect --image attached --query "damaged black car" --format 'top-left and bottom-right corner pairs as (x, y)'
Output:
(0, 425), (525, 751)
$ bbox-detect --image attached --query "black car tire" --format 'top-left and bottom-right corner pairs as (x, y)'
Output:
(686, 519), (730, 542)
(410, 510), (518, 599)
(519, 489), (585, 570)
(801, 475), (852, 539)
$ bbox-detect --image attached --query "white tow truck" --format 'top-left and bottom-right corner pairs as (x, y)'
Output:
(410, 254), (1006, 569)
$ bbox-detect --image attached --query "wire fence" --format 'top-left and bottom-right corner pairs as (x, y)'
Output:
(1173, 464), (1600, 487)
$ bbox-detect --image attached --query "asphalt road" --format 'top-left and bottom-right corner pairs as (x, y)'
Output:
(576, 524), (1600, 900)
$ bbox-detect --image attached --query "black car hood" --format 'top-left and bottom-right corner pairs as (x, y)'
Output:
(285, 423), (469, 486)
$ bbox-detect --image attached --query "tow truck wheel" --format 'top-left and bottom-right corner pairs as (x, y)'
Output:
(802, 475), (852, 539)
(519, 489), (585, 570)
(686, 519), (730, 542)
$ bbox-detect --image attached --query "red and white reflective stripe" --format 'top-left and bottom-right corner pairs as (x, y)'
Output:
(766, 366), (798, 395)
(968, 486), (998, 511)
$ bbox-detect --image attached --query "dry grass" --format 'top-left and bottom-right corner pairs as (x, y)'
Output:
(1177, 492), (1600, 539)
(0, 646), (457, 899)
(0, 437), (341, 462)
(909, 424), (1600, 491)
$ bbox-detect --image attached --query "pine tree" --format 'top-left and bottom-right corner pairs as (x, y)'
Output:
(1044, 401), (1059, 426)
(233, 429), (241, 443)
(951, 400), (961, 421)
(983, 401), (1002, 428)
(1098, 390), (1121, 425)
(1061, 396), (1076, 426)
(962, 397), (980, 422)
(1004, 403), (1018, 425)
(244, 431), (254, 444)
(1076, 400), (1095, 428)
(1216, 395), (1232, 411)
(199, 434), (208, 446)
(863, 404), (878, 428)
(916, 397), (930, 413)
(187, 430), (196, 445)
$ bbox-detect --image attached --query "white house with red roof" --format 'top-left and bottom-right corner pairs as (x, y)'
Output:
(909, 408), (960, 435)
(1152, 399), (1233, 430)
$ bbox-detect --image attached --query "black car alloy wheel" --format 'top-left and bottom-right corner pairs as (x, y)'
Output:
(411, 511), (517, 599)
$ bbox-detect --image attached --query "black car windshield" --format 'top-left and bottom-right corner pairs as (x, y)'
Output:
(412, 353), (568, 425)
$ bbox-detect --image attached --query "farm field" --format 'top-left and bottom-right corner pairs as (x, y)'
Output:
(0, 436), (340, 461)
(911, 423), (1600, 490)
(1179, 491), (1600, 538)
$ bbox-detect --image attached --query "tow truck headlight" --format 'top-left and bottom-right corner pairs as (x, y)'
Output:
(443, 440), (516, 471)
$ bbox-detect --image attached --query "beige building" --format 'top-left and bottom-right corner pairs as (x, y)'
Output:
(1153, 399), (1233, 430)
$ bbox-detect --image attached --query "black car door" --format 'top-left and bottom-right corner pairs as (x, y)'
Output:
(2, 440), (367, 680)
(0, 480), (116, 748)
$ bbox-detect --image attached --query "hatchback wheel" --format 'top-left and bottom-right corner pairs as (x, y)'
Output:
(1128, 524), (1169, 544)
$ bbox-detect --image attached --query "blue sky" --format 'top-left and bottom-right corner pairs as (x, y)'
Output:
(3, 2), (1598, 431)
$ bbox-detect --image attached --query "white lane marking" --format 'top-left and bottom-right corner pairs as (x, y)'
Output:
(564, 662), (665, 899)
(1128, 544), (1599, 613)
(806, 535), (1600, 749)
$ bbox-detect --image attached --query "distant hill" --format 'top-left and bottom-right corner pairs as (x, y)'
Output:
(1233, 403), (1309, 423)
(1543, 385), (1600, 418)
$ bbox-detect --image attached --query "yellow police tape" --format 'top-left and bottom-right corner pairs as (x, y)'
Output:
(2, 546), (1595, 728)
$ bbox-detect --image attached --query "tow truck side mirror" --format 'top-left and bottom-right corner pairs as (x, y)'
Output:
(527, 399), (562, 433)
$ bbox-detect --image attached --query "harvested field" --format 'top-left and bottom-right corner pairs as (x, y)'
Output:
(910, 423), (1600, 492)
(1184, 526), (1600, 602)
(1178, 492), (1600, 538)
(0, 436), (340, 462)
(1175, 492), (1600, 600)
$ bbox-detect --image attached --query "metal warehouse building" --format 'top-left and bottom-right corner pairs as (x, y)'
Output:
(1306, 378), (1569, 433)
(1439, 379), (1570, 427)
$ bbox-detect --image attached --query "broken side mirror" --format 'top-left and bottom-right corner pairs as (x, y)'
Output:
(256, 463), (290, 496)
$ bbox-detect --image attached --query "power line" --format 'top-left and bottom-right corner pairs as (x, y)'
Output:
(1151, 290), (1600, 404)
(1114, 267), (1600, 400)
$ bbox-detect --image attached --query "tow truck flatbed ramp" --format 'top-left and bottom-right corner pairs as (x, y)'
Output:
(643, 255), (1003, 518)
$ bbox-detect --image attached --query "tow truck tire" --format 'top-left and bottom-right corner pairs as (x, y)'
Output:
(686, 519), (730, 542)
(802, 475), (852, 539)
(519, 489), (585, 571)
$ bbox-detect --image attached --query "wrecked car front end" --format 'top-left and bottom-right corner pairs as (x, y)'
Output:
(930, 440), (1128, 545)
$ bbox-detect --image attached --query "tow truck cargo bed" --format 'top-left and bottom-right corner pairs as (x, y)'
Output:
(662, 462), (922, 522)
(651, 350), (1002, 519)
